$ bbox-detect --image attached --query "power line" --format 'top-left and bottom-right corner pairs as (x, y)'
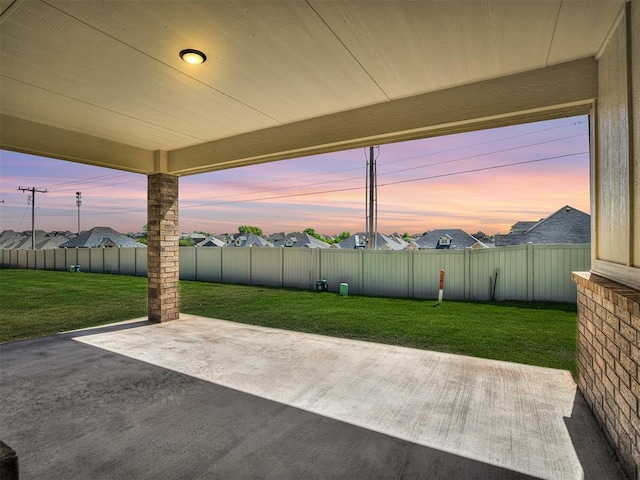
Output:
(43, 172), (127, 189)
(178, 118), (587, 205)
(381, 119), (587, 167)
(179, 151), (589, 210)
(179, 131), (587, 206)
(378, 133), (587, 178)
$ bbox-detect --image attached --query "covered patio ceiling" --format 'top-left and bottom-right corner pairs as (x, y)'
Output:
(0, 0), (624, 177)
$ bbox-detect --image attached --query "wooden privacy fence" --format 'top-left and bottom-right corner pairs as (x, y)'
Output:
(0, 243), (590, 302)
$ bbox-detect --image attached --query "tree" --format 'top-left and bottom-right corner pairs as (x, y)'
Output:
(402, 232), (411, 240)
(179, 238), (195, 246)
(303, 227), (326, 242)
(238, 225), (263, 236)
(333, 231), (350, 244)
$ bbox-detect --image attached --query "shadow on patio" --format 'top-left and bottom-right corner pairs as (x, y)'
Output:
(1, 315), (624, 480)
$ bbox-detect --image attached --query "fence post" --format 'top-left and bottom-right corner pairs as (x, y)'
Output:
(527, 243), (534, 301)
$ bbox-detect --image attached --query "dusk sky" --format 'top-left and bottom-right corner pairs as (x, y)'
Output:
(0, 115), (590, 236)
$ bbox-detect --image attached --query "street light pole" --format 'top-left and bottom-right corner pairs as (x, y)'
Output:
(76, 192), (82, 235)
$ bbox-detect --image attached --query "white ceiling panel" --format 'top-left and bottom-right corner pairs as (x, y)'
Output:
(44, 0), (387, 123)
(309, 0), (561, 99)
(0, 1), (278, 144)
(547, 0), (625, 64)
(0, 77), (201, 150)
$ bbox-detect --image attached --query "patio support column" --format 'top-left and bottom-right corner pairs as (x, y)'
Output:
(147, 172), (179, 322)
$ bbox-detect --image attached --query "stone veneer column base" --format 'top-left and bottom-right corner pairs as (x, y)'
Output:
(573, 272), (640, 480)
(147, 173), (179, 322)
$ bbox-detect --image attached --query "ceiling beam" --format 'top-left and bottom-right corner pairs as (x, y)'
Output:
(169, 58), (597, 176)
(0, 115), (154, 174)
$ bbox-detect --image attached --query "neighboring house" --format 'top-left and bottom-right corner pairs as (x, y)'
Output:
(227, 233), (273, 248)
(0, 230), (73, 250)
(0, 230), (23, 248)
(494, 205), (590, 246)
(388, 233), (410, 249)
(472, 231), (492, 242)
(267, 232), (287, 244)
(272, 232), (330, 248)
(59, 226), (146, 248)
(196, 235), (226, 247)
(180, 232), (207, 244)
(338, 232), (406, 250)
(415, 229), (487, 250)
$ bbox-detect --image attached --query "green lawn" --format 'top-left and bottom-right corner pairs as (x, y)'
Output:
(0, 268), (578, 376)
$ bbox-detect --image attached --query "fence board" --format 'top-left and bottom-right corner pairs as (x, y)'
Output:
(250, 248), (283, 287)
(180, 247), (196, 280)
(533, 244), (590, 302)
(35, 250), (45, 269)
(76, 249), (89, 272)
(283, 248), (317, 289)
(413, 250), (466, 300)
(320, 249), (362, 293)
(104, 249), (120, 274)
(119, 248), (137, 276)
(221, 248), (250, 284)
(135, 249), (147, 276)
(196, 248), (222, 282)
(363, 250), (410, 297)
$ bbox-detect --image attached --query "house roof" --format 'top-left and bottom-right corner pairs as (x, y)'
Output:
(273, 233), (330, 249)
(227, 233), (273, 248)
(196, 236), (226, 248)
(338, 232), (406, 250)
(509, 221), (540, 234)
(494, 205), (590, 246)
(0, 230), (72, 250)
(415, 229), (485, 250)
(0, 230), (21, 248)
(0, 1), (618, 177)
(59, 227), (145, 248)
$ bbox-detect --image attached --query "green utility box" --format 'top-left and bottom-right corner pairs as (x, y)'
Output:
(339, 283), (348, 296)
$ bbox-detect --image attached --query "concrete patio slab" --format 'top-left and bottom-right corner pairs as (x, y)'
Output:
(1, 315), (624, 479)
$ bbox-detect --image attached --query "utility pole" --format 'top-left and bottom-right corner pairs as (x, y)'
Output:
(76, 192), (82, 235)
(366, 146), (378, 250)
(17, 186), (48, 250)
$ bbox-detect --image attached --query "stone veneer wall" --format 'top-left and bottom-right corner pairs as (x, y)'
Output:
(147, 173), (180, 322)
(573, 272), (640, 480)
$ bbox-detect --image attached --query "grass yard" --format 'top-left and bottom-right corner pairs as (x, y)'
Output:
(0, 268), (578, 376)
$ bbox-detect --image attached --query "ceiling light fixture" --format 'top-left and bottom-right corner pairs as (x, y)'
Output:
(179, 49), (206, 65)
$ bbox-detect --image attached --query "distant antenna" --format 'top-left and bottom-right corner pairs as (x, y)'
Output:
(17, 186), (48, 250)
(365, 146), (378, 249)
